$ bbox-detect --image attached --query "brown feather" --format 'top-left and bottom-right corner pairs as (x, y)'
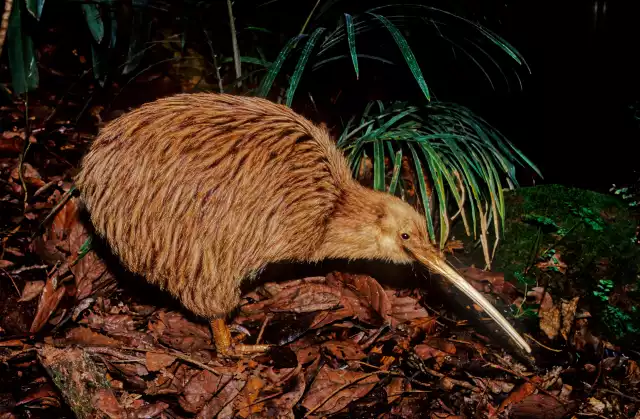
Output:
(75, 92), (531, 354)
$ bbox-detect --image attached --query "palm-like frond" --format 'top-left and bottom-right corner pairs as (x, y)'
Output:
(339, 101), (541, 268)
(258, 5), (528, 107)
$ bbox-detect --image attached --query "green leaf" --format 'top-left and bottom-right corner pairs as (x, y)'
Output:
(285, 27), (325, 107)
(408, 144), (435, 242)
(257, 34), (304, 98)
(91, 44), (108, 86)
(245, 26), (273, 34)
(82, 3), (104, 44)
(312, 53), (393, 70)
(367, 12), (430, 101)
(122, 9), (149, 75)
(344, 13), (359, 79)
(373, 139), (385, 191)
(7, 1), (39, 95)
(388, 149), (403, 195)
(25, 0), (46, 20)
(220, 56), (271, 67)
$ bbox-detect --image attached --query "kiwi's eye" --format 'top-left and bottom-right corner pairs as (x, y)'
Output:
(401, 233), (410, 240)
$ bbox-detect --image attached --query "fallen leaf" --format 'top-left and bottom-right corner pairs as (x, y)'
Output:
(266, 283), (341, 313)
(321, 340), (366, 361)
(386, 291), (430, 327)
(385, 377), (408, 404)
(560, 297), (579, 340)
(494, 379), (539, 417)
(128, 401), (169, 418)
(18, 280), (45, 302)
(179, 371), (233, 413)
(0, 260), (14, 269)
(536, 252), (567, 274)
(197, 377), (246, 419)
(538, 291), (560, 340)
(264, 372), (305, 417)
(29, 273), (68, 333)
(64, 327), (121, 347)
(327, 272), (391, 325)
(301, 365), (379, 416)
(145, 352), (177, 372)
(235, 375), (266, 417)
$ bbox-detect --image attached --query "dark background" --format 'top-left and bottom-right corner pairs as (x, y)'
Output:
(476, 0), (640, 192)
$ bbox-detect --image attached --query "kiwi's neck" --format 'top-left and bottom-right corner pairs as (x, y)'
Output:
(312, 183), (388, 261)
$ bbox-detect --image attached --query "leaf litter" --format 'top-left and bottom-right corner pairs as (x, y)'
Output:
(0, 100), (639, 419)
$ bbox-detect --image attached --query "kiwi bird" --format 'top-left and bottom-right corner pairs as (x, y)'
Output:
(75, 93), (531, 355)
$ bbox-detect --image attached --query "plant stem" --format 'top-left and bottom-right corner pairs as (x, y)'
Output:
(226, 0), (242, 88)
(298, 0), (321, 36)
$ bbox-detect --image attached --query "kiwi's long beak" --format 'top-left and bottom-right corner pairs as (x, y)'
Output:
(410, 248), (532, 354)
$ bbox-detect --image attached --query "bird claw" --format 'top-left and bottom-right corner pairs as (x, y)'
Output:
(210, 318), (272, 358)
(218, 343), (273, 359)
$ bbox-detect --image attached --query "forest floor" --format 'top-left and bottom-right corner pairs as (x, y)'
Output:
(1, 88), (639, 419)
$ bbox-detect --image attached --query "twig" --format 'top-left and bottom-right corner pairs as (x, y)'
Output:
(523, 333), (562, 352)
(255, 314), (271, 345)
(1, 267), (20, 295)
(303, 371), (380, 417)
(203, 29), (224, 93)
(600, 388), (640, 402)
(298, 0), (321, 36)
(226, 0), (241, 88)
(18, 96), (32, 213)
(118, 346), (221, 376)
(33, 185), (76, 239)
(10, 264), (48, 275)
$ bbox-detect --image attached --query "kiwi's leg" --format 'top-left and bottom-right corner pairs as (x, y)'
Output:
(210, 318), (271, 357)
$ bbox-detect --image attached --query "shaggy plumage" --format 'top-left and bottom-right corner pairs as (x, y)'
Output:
(75, 93), (531, 355)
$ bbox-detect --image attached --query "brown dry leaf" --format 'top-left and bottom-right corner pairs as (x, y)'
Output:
(235, 375), (266, 417)
(328, 272), (391, 325)
(1, 130), (25, 153)
(127, 401), (169, 418)
(385, 377), (408, 404)
(264, 372), (305, 418)
(145, 352), (177, 372)
(92, 388), (124, 419)
(15, 384), (61, 408)
(509, 394), (573, 419)
(149, 311), (212, 352)
(535, 252), (567, 274)
(0, 260), (14, 269)
(18, 280), (45, 302)
(386, 291), (430, 328)
(301, 365), (380, 417)
(64, 326), (121, 347)
(179, 371), (233, 413)
(266, 283), (341, 313)
(431, 414), (463, 419)
(493, 379), (539, 417)
(321, 340), (366, 361)
(414, 344), (450, 368)
(538, 291), (560, 340)
(71, 250), (111, 301)
(626, 360), (640, 385)
(34, 198), (87, 264)
(560, 296), (579, 340)
(29, 274), (67, 333)
(11, 162), (45, 188)
(197, 377), (247, 419)
(146, 363), (195, 396)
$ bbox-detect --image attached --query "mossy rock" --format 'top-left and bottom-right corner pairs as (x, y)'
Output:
(452, 184), (640, 344)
